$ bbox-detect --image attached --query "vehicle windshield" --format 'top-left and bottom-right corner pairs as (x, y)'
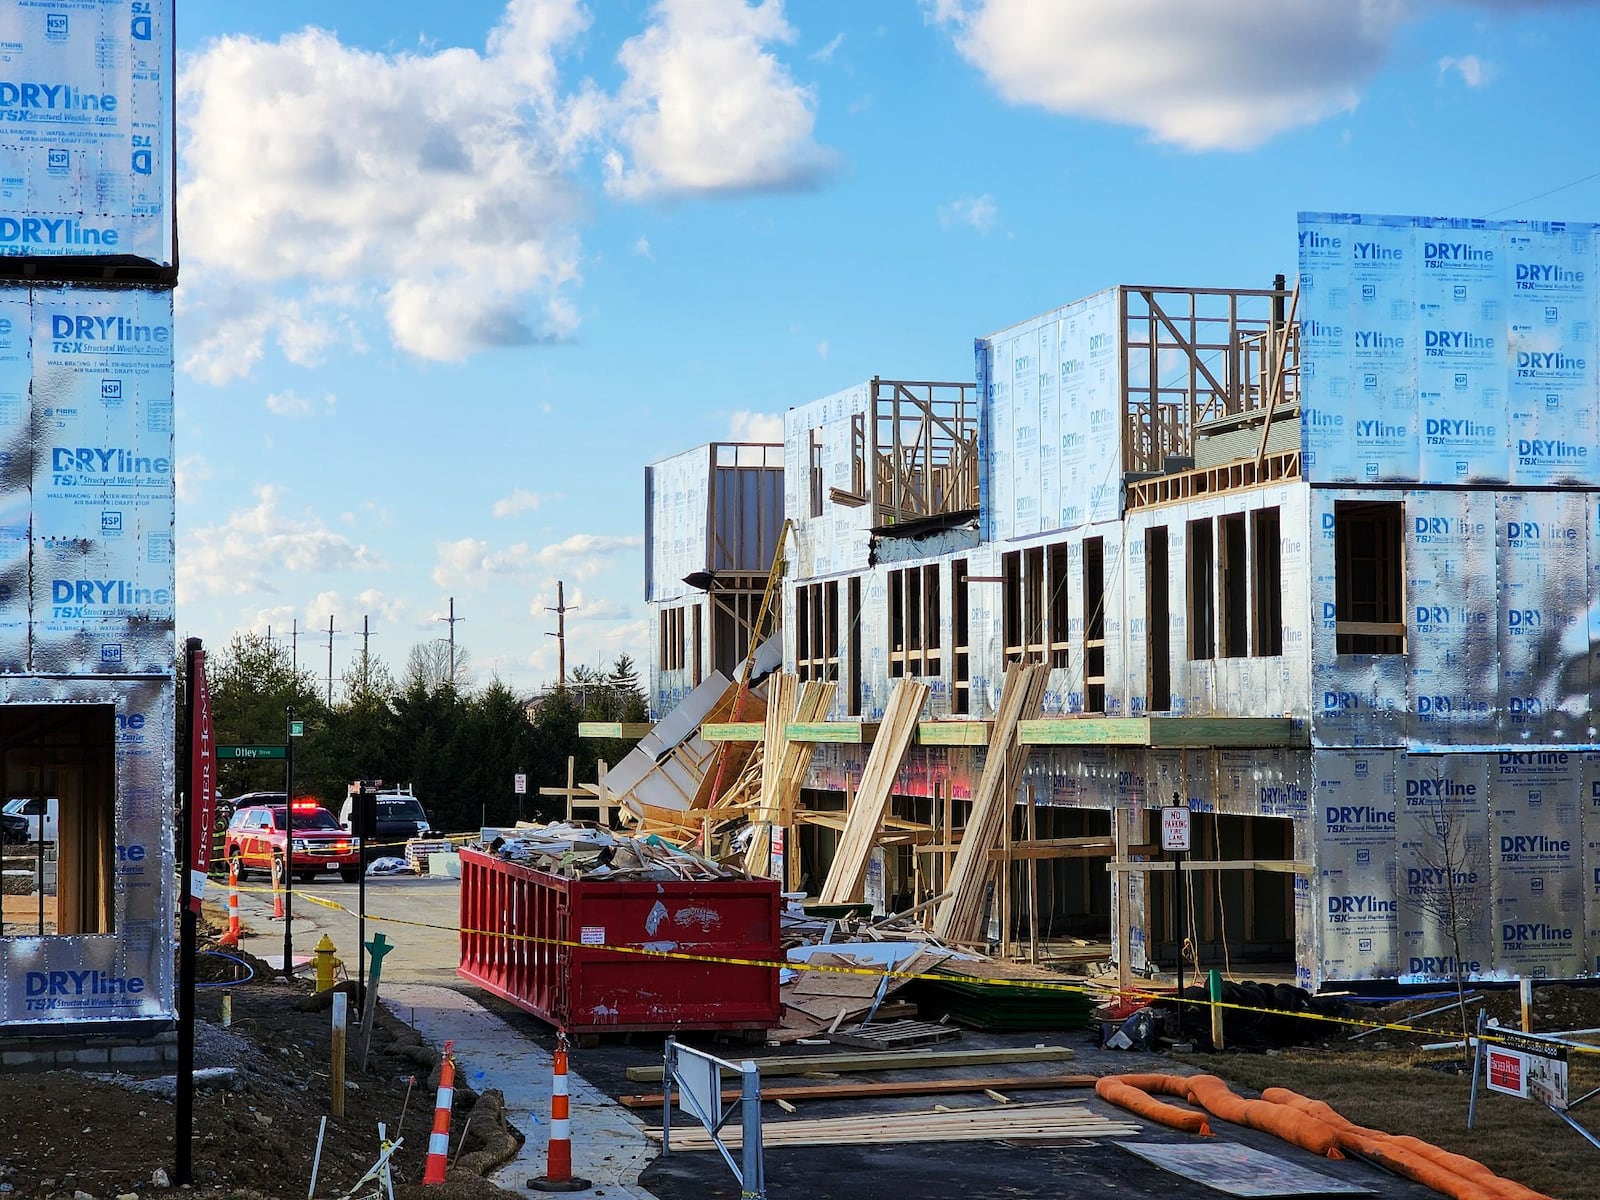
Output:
(272, 807), (341, 831)
(378, 800), (426, 821)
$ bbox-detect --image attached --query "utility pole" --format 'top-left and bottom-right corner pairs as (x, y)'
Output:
(545, 581), (577, 687)
(360, 615), (372, 693)
(291, 618), (299, 675)
(325, 614), (339, 707)
(438, 597), (464, 687)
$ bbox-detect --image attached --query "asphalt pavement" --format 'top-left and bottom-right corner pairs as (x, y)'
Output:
(229, 872), (1447, 1200)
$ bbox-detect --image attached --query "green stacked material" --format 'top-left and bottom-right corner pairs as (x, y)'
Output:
(913, 967), (1098, 1031)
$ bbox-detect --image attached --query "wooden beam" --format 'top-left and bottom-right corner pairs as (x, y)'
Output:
(619, 1073), (1098, 1110)
(1107, 859), (1310, 874)
(700, 721), (765, 742)
(786, 721), (880, 744)
(577, 722), (653, 739)
(1017, 716), (1303, 748)
(626, 1045), (1078, 1083)
(916, 720), (993, 746)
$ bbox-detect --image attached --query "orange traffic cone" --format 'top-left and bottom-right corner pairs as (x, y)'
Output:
(218, 860), (241, 946)
(270, 855), (285, 921)
(422, 1041), (456, 1185)
(527, 1032), (592, 1191)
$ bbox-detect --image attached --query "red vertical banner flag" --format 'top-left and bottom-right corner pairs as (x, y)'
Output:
(188, 648), (216, 913)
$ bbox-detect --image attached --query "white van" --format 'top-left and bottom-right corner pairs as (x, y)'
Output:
(3, 797), (59, 843)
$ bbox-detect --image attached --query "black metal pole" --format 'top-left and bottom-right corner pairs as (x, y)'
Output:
(282, 706), (294, 981)
(1175, 851), (1186, 1032)
(358, 814), (367, 1008)
(175, 637), (200, 1184)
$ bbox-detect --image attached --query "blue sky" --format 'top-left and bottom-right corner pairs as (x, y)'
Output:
(172, 0), (1600, 696)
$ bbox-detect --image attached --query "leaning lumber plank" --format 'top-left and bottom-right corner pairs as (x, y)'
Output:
(618, 1073), (1098, 1110)
(625, 1043), (1075, 1083)
(817, 679), (930, 904)
(933, 662), (1049, 942)
(743, 673), (801, 876)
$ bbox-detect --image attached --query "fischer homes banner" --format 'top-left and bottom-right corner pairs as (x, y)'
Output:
(187, 645), (215, 913)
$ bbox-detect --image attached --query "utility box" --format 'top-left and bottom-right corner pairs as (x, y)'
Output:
(456, 848), (781, 1035)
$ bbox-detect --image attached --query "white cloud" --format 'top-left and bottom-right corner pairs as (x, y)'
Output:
(431, 531), (639, 588)
(729, 409), (785, 442)
(931, 0), (1414, 151)
(175, 454), (213, 504)
(939, 193), (999, 233)
(178, 2), (589, 370)
(605, 0), (838, 199)
(529, 584), (634, 622)
(816, 340), (829, 360)
(535, 532), (644, 578)
(634, 235), (654, 258)
(492, 488), (545, 517)
(265, 389), (336, 416)
(180, 485), (383, 600)
(1438, 53), (1494, 87)
(810, 32), (846, 63)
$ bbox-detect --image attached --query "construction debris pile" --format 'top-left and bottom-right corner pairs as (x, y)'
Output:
(476, 821), (750, 882)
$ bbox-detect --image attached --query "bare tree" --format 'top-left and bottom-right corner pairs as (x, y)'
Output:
(404, 639), (475, 692)
(1408, 775), (1490, 1065)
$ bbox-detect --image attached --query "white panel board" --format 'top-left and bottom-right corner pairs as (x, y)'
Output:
(29, 286), (172, 674)
(1406, 490), (1496, 744)
(1497, 491), (1590, 743)
(0, 1), (173, 265)
(1314, 749), (1400, 981)
(1489, 751), (1583, 979)
(1397, 754), (1492, 983)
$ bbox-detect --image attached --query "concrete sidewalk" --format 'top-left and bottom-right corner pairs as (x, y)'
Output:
(384, 983), (655, 1198)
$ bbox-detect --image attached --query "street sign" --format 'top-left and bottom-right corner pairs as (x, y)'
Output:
(514, 773), (527, 795)
(217, 745), (287, 760)
(289, 720), (305, 738)
(1161, 806), (1192, 853)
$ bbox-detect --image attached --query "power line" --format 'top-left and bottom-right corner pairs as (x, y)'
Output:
(1484, 167), (1600, 217)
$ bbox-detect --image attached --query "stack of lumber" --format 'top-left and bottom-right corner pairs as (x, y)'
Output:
(817, 679), (930, 903)
(933, 662), (1050, 942)
(773, 945), (954, 1042)
(915, 960), (1098, 1031)
(744, 675), (835, 876)
(649, 1101), (1137, 1149)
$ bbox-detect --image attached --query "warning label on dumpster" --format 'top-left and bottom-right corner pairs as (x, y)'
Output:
(580, 926), (605, 946)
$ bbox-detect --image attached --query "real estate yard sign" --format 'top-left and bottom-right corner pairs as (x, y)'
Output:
(1485, 1028), (1569, 1110)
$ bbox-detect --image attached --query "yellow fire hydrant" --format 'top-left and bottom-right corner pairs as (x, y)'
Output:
(313, 933), (340, 992)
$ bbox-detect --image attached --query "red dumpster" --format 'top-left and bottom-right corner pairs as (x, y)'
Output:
(456, 847), (781, 1034)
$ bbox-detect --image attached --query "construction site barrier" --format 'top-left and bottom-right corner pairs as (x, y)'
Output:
(203, 866), (1600, 1058)
(527, 1032), (593, 1192)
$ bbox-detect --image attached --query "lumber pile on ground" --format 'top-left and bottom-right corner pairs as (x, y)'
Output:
(649, 1101), (1137, 1149)
(772, 944), (954, 1042)
(744, 675), (835, 877)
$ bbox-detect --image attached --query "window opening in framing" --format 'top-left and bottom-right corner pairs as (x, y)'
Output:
(1, 706), (115, 939)
(1253, 507), (1282, 656)
(1335, 500), (1405, 654)
(1084, 537), (1106, 713)
(1023, 546), (1045, 664)
(659, 606), (686, 671)
(1001, 550), (1023, 664)
(1220, 512), (1249, 658)
(1188, 519), (1215, 661)
(847, 577), (862, 716)
(1047, 543), (1070, 668)
(952, 558), (971, 714)
(1146, 527), (1170, 712)
(796, 581), (839, 682)
(808, 428), (824, 519)
(888, 564), (942, 678)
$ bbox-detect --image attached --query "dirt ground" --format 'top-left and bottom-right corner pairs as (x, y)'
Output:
(0, 920), (522, 1199)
